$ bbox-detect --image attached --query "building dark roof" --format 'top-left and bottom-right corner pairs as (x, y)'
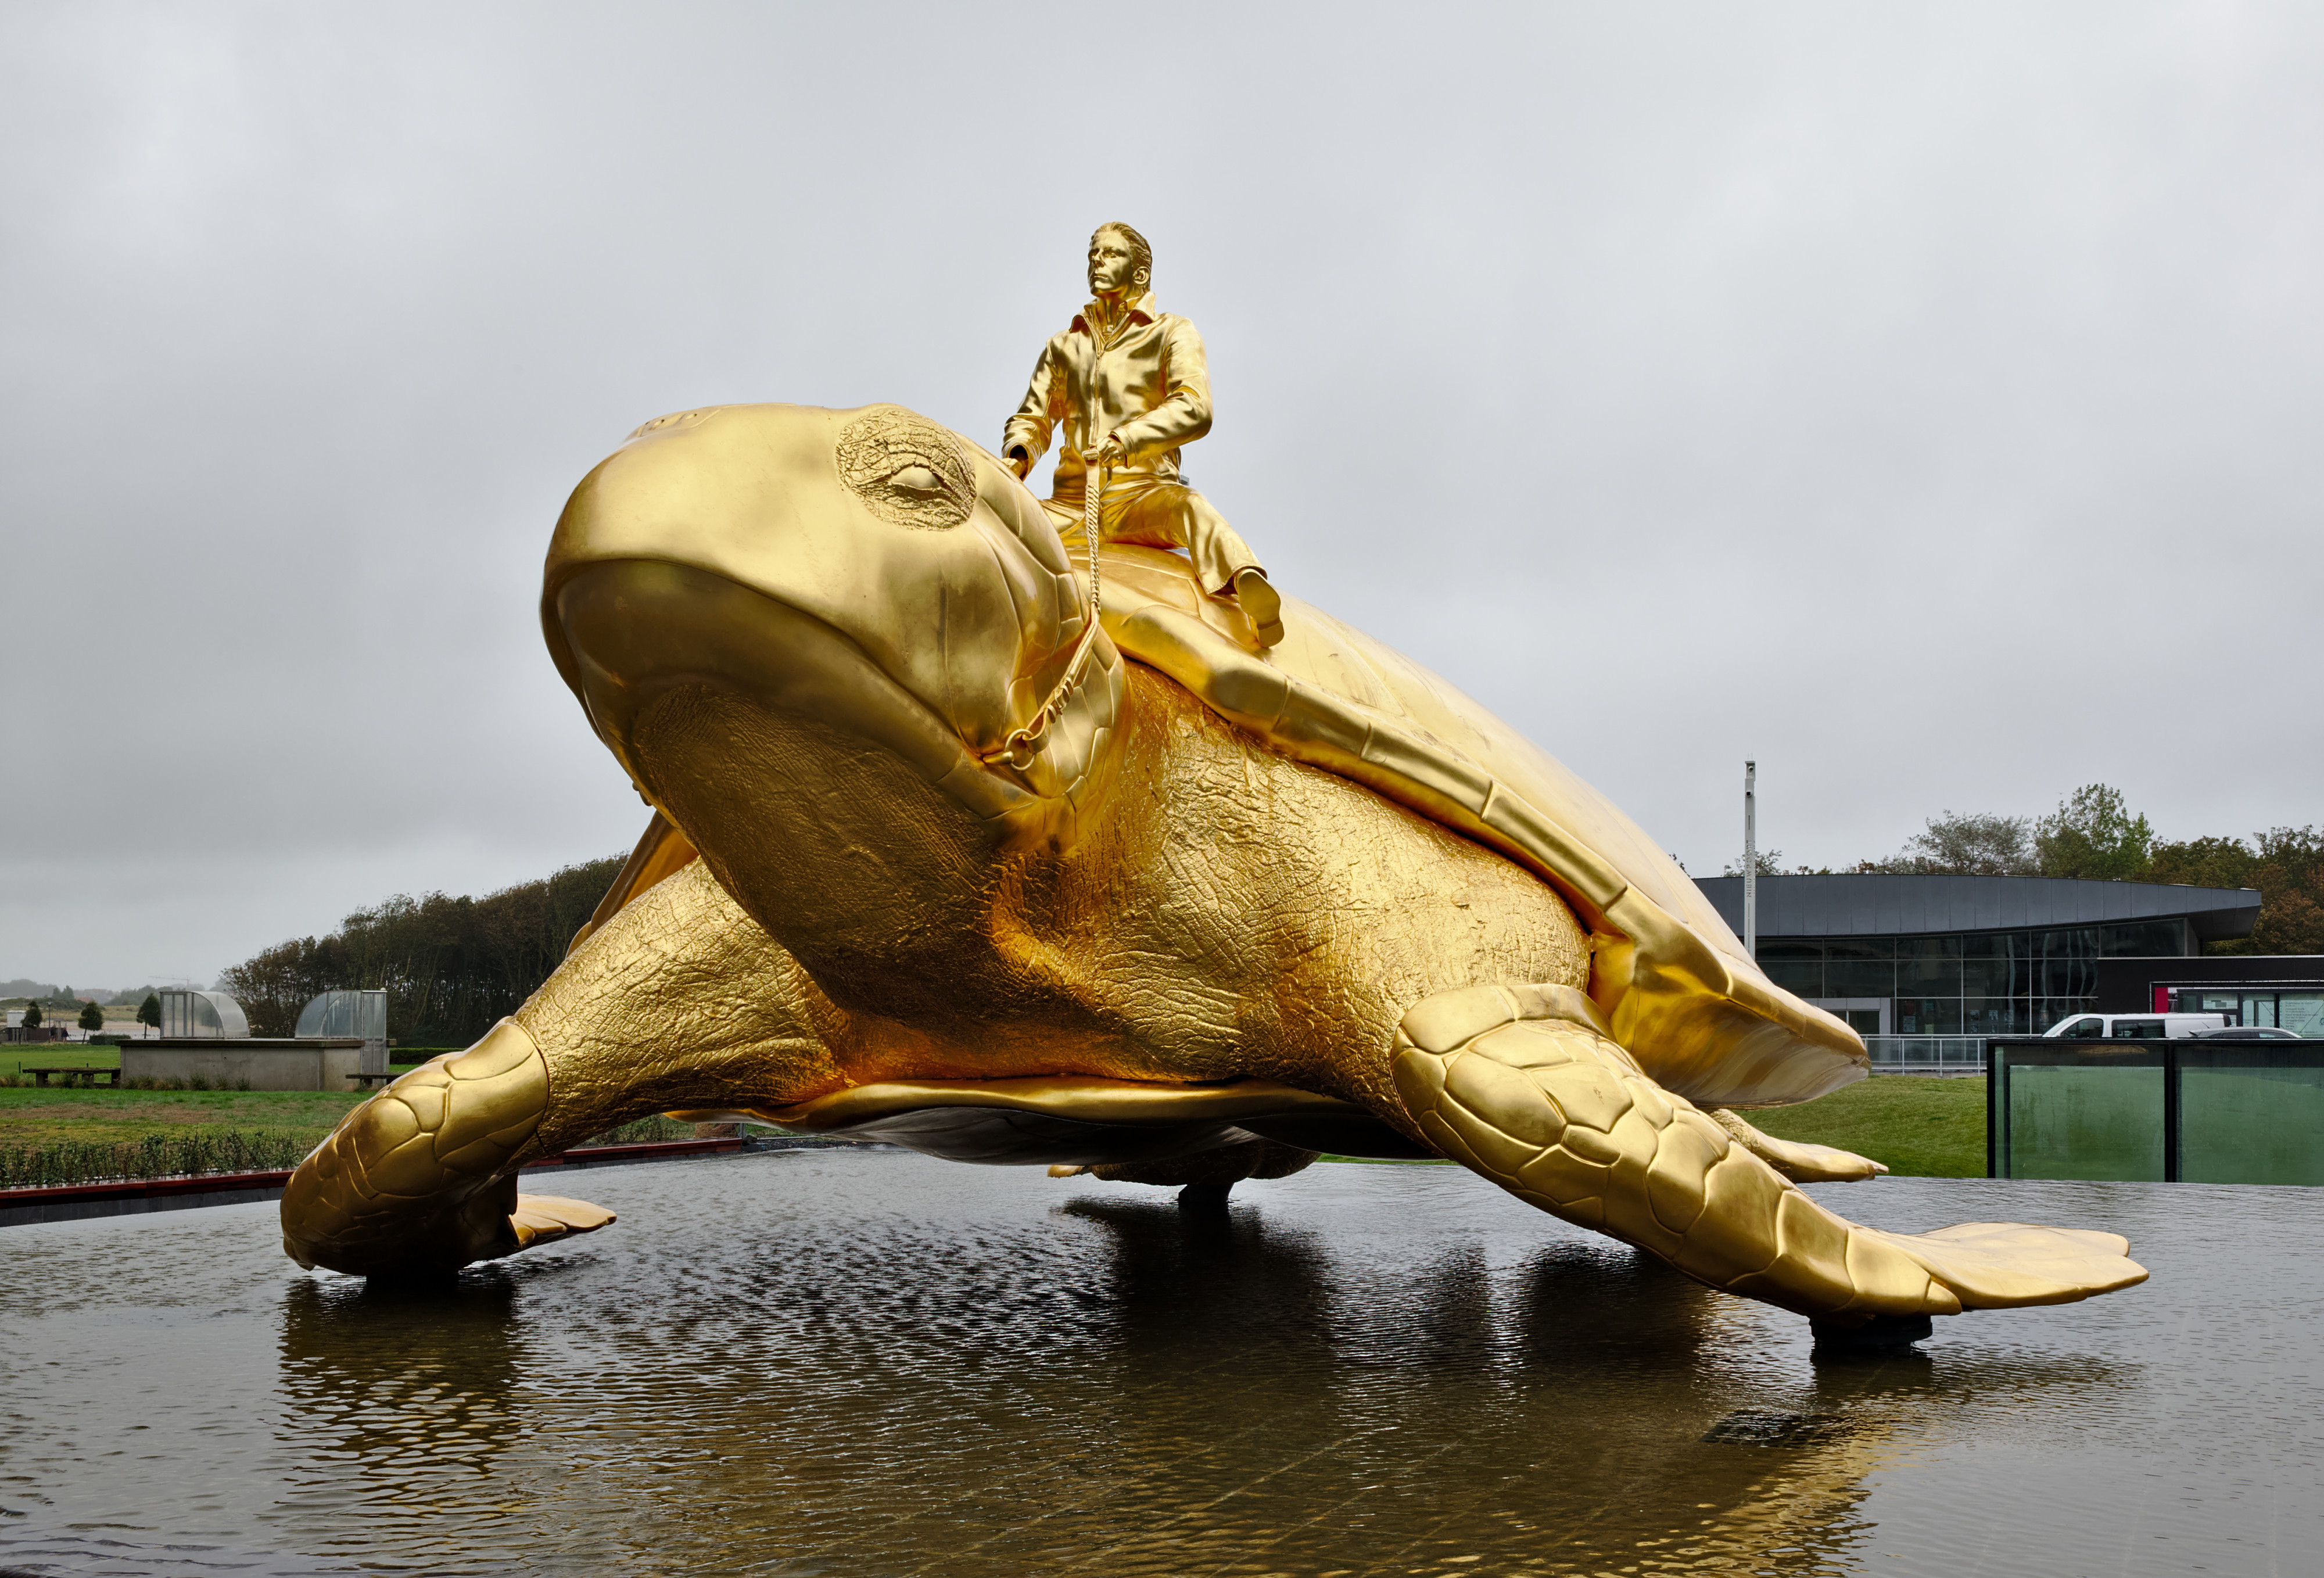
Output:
(1692, 874), (2261, 943)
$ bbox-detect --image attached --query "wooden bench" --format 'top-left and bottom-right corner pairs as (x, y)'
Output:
(24, 1066), (123, 1088)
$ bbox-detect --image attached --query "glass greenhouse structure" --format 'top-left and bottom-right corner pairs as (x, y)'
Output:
(295, 989), (388, 1042)
(157, 990), (251, 1039)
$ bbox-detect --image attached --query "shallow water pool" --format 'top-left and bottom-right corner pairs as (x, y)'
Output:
(1, 1152), (2316, 1575)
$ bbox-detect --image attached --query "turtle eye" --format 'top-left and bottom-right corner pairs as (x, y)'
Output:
(835, 410), (977, 531)
(884, 464), (950, 497)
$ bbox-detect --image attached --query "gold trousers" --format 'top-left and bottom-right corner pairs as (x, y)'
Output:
(1043, 472), (1262, 596)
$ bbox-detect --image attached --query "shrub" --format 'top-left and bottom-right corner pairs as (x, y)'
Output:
(580, 1115), (697, 1146)
(0, 1130), (316, 1189)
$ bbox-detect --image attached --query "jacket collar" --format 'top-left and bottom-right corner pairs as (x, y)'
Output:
(1071, 291), (1159, 337)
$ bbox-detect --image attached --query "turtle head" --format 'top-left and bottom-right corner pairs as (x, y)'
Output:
(543, 403), (1125, 973)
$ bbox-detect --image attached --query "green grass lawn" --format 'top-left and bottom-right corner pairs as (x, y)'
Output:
(1, 1046), (133, 1077)
(0, 1086), (368, 1148)
(1751, 1075), (1988, 1178)
(1315, 1076), (1989, 1178)
(1, 1057), (1989, 1179)
(1, 1073), (704, 1163)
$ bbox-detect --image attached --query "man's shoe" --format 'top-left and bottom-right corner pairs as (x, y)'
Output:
(1233, 568), (1285, 649)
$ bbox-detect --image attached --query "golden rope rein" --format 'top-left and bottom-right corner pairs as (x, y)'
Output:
(985, 457), (1104, 771)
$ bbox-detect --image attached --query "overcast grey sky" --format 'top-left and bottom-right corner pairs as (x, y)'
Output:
(3, 2), (2318, 991)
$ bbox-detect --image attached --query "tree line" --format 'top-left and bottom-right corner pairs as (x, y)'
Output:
(217, 854), (628, 1045)
(1727, 783), (2323, 955)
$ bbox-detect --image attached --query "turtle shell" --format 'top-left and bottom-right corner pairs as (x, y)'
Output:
(1091, 544), (1864, 1110)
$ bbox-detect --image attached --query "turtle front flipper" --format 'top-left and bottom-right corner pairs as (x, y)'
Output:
(282, 859), (847, 1278)
(281, 1019), (595, 1277)
(1390, 983), (2147, 1322)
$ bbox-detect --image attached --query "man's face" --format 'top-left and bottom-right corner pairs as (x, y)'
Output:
(1087, 231), (1139, 295)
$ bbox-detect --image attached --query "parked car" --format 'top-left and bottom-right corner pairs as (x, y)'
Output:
(2043, 1013), (2229, 1040)
(2190, 1024), (2305, 1040)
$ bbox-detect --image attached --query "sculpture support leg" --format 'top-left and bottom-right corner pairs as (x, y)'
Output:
(1390, 983), (2148, 1322)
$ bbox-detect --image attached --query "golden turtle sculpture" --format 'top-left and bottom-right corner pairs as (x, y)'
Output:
(281, 402), (2146, 1329)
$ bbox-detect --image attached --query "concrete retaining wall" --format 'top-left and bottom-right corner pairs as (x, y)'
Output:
(121, 1038), (367, 1091)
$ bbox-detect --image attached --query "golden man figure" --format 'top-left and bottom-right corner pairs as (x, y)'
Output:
(1003, 223), (1285, 647)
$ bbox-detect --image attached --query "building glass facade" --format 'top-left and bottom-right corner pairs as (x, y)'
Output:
(1755, 919), (2190, 1038)
(2174, 989), (2324, 1038)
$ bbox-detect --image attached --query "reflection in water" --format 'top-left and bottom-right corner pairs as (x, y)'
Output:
(0, 1158), (2316, 1576)
(271, 1274), (529, 1568)
(277, 1273), (523, 1467)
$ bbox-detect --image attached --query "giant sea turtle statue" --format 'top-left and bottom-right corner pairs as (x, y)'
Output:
(281, 402), (2146, 1329)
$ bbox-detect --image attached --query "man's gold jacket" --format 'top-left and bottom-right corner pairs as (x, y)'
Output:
(1003, 292), (1213, 495)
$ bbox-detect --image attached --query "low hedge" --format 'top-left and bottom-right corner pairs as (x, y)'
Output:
(2, 1129), (314, 1189)
(0, 1114), (716, 1189)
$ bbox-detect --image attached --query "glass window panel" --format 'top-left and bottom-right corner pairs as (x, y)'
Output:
(2038, 957), (2097, 997)
(1894, 998), (1962, 1035)
(2036, 927), (2101, 962)
(2247, 995), (2278, 1028)
(1898, 935), (1965, 961)
(2101, 921), (2186, 957)
(1966, 998), (2031, 1035)
(1760, 960), (1821, 995)
(1998, 1048), (2166, 1181)
(2179, 1047), (2324, 1185)
(2281, 995), (2324, 1038)
(1826, 938), (1896, 962)
(1825, 960), (1897, 998)
(1898, 951), (1963, 995)
(1962, 956), (2034, 995)
(1960, 932), (2029, 959)
(1754, 941), (1821, 962)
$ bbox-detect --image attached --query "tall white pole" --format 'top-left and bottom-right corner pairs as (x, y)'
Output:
(1743, 760), (1757, 957)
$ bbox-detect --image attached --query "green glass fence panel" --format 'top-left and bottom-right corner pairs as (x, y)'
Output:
(1996, 1046), (2165, 1181)
(2179, 1049), (2324, 1187)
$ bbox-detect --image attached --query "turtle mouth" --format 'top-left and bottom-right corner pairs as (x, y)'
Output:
(547, 558), (1039, 831)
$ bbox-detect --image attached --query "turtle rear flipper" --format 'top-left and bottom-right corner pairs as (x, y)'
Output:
(510, 1194), (618, 1248)
(1708, 1108), (1888, 1184)
(1390, 982), (2147, 1322)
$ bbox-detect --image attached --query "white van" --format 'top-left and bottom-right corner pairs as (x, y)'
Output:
(2043, 1012), (2229, 1041)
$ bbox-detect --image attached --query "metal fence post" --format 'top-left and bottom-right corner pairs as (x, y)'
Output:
(2164, 1042), (2182, 1184)
(1985, 1039), (2000, 1179)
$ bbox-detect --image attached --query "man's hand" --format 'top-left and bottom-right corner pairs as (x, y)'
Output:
(1090, 433), (1128, 468)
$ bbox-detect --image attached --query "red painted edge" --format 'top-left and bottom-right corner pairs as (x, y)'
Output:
(526, 1137), (744, 1167)
(0, 1136), (746, 1210)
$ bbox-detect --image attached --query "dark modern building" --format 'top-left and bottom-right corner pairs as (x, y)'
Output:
(1692, 874), (2261, 1038)
(2092, 954), (2324, 1036)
